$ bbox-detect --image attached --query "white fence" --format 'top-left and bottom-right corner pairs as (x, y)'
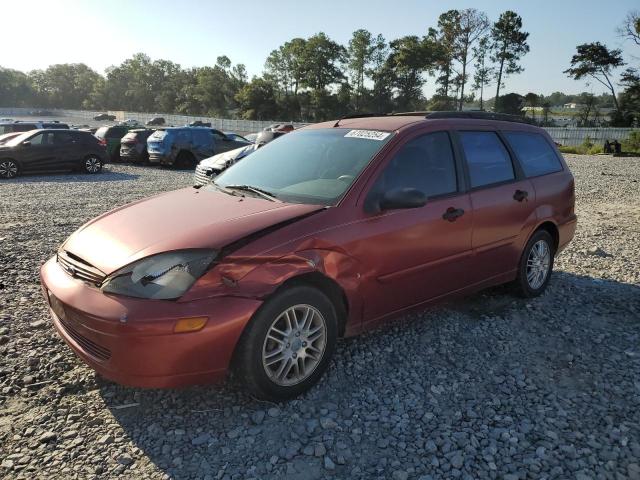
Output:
(0, 107), (636, 143)
(0, 107), (306, 134)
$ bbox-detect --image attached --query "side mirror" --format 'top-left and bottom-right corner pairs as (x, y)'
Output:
(365, 187), (427, 214)
(22, 141), (31, 147)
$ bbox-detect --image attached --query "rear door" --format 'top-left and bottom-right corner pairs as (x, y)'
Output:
(455, 130), (537, 282)
(53, 130), (80, 169)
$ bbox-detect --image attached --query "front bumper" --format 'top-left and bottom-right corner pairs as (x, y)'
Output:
(148, 153), (175, 165)
(40, 257), (262, 388)
(194, 165), (219, 186)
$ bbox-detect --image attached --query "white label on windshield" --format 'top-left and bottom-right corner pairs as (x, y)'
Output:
(344, 130), (390, 141)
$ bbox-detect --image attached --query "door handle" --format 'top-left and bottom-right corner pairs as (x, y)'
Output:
(513, 189), (529, 202)
(442, 207), (465, 222)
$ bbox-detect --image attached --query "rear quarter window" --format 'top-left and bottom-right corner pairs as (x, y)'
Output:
(95, 127), (108, 139)
(504, 132), (563, 178)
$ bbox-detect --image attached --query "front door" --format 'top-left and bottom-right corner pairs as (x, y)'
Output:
(456, 130), (537, 281)
(19, 131), (56, 172)
(350, 131), (474, 324)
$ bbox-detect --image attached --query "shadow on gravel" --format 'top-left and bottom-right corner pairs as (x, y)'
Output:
(5, 171), (140, 183)
(95, 270), (640, 478)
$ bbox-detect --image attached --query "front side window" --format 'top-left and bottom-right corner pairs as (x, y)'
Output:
(192, 129), (213, 144)
(214, 128), (393, 206)
(504, 132), (563, 178)
(373, 131), (457, 198)
(459, 131), (514, 188)
(211, 129), (226, 141)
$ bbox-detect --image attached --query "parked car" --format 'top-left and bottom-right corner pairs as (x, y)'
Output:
(224, 132), (251, 143)
(0, 121), (70, 135)
(146, 117), (165, 126)
(147, 127), (247, 168)
(189, 120), (211, 127)
(0, 118), (13, 122)
(0, 132), (23, 146)
(39, 112), (576, 400)
(30, 110), (54, 116)
(119, 128), (154, 163)
(194, 130), (287, 186)
(244, 132), (259, 143)
(119, 119), (141, 127)
(0, 129), (106, 178)
(264, 123), (295, 132)
(94, 125), (132, 162)
(93, 113), (116, 121)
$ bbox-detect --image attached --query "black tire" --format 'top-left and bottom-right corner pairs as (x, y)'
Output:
(233, 285), (338, 401)
(83, 155), (102, 174)
(175, 151), (196, 169)
(513, 229), (555, 298)
(0, 159), (19, 179)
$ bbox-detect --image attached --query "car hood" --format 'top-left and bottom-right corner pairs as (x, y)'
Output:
(62, 187), (324, 274)
(199, 145), (255, 170)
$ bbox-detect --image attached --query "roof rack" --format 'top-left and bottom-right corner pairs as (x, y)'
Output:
(424, 111), (530, 124)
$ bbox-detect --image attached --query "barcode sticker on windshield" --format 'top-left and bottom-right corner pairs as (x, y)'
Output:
(344, 130), (390, 141)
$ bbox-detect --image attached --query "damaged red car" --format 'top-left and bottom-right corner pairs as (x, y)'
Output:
(40, 112), (576, 400)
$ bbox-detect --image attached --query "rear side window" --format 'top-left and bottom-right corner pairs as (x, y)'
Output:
(95, 127), (108, 139)
(106, 127), (126, 138)
(504, 132), (563, 177)
(13, 124), (38, 133)
(175, 130), (191, 143)
(459, 131), (514, 188)
(375, 131), (457, 198)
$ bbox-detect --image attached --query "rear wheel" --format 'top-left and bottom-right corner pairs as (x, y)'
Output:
(175, 151), (196, 169)
(0, 159), (19, 179)
(84, 156), (102, 174)
(514, 230), (554, 297)
(233, 285), (338, 401)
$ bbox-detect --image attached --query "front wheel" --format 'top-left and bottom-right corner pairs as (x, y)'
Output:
(84, 156), (102, 174)
(0, 159), (19, 179)
(233, 285), (338, 401)
(514, 230), (555, 297)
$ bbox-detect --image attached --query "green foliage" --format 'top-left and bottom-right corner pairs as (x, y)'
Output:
(490, 11), (530, 101)
(622, 131), (640, 152)
(558, 136), (604, 155)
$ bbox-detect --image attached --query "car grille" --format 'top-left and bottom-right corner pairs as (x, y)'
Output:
(57, 250), (106, 286)
(49, 294), (111, 361)
(194, 165), (217, 186)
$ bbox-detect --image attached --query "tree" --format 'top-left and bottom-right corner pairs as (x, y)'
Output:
(472, 36), (493, 110)
(236, 77), (279, 120)
(495, 92), (524, 115)
(368, 34), (393, 113)
(524, 92), (539, 122)
(490, 11), (530, 110)
(301, 33), (346, 93)
(564, 42), (625, 111)
(617, 10), (640, 46)
(347, 29), (375, 110)
(387, 36), (432, 111)
(433, 10), (461, 106)
(454, 8), (490, 110)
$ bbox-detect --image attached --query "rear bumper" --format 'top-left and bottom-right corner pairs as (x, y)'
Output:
(557, 215), (577, 254)
(40, 257), (262, 388)
(148, 153), (173, 165)
(120, 149), (146, 162)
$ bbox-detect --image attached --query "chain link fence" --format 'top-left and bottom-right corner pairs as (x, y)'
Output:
(1, 107), (636, 143)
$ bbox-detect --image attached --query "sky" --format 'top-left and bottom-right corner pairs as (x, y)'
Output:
(2, 0), (638, 98)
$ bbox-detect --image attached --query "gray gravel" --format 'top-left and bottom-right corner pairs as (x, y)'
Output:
(1, 156), (639, 479)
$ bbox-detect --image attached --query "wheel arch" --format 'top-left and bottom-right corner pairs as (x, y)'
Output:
(533, 220), (559, 252)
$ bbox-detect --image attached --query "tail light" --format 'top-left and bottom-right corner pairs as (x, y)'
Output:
(97, 138), (107, 147)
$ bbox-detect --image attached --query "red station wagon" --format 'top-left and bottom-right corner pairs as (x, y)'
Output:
(40, 112), (577, 400)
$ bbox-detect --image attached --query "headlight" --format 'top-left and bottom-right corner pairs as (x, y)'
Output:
(101, 249), (217, 300)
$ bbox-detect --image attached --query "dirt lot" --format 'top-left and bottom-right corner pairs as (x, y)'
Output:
(0, 156), (639, 479)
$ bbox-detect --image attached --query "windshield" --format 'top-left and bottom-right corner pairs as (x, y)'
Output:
(5, 131), (37, 147)
(213, 128), (393, 206)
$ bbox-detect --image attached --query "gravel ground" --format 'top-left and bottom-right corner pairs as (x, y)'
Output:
(0, 156), (639, 480)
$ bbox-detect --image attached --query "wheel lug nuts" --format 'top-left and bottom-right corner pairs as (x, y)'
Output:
(302, 342), (307, 347)
(295, 332), (300, 337)
(292, 353), (297, 358)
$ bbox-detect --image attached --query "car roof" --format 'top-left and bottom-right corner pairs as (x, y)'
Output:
(306, 113), (543, 133)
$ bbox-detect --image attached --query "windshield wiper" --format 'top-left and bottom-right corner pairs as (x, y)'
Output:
(208, 180), (242, 197)
(225, 184), (279, 202)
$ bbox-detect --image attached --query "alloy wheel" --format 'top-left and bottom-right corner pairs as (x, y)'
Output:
(85, 157), (101, 173)
(262, 304), (327, 386)
(0, 160), (18, 179)
(526, 239), (551, 289)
